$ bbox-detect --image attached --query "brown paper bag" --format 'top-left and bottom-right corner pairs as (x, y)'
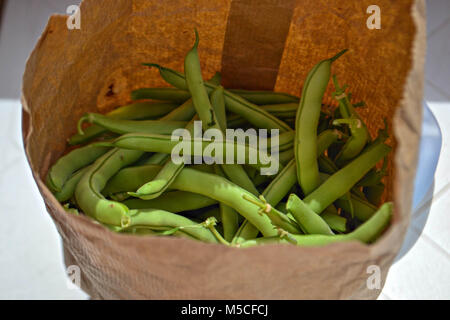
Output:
(21, 0), (426, 299)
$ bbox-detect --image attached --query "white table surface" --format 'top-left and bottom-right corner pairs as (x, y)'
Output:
(0, 0), (449, 300)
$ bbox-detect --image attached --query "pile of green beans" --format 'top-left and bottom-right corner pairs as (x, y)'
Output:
(47, 31), (393, 248)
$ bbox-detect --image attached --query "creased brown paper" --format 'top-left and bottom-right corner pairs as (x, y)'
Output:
(21, 0), (425, 299)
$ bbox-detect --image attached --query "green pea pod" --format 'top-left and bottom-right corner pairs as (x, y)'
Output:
(46, 144), (110, 193)
(77, 113), (187, 136)
(295, 50), (347, 195)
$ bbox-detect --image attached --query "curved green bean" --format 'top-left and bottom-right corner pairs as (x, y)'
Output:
(68, 102), (179, 145)
(77, 113), (187, 136)
(52, 166), (89, 202)
(332, 75), (369, 165)
(46, 144), (110, 192)
(120, 209), (219, 243)
(102, 164), (162, 196)
(147, 63), (292, 131)
(167, 168), (286, 237)
(123, 191), (217, 213)
(74, 148), (144, 226)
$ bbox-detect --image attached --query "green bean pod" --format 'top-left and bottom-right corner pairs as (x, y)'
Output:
(120, 209), (219, 243)
(364, 182), (385, 206)
(77, 113), (187, 136)
(294, 50), (347, 195)
(68, 102), (179, 145)
(258, 103), (299, 118)
(46, 144), (110, 192)
(332, 75), (370, 165)
(131, 119), (196, 199)
(227, 89), (299, 105)
(210, 86), (227, 131)
(304, 142), (391, 214)
(98, 133), (281, 171)
(75, 148), (144, 226)
(238, 202), (393, 247)
(102, 164), (162, 196)
(123, 191), (217, 213)
(232, 128), (341, 244)
(334, 193), (378, 222)
(52, 166), (89, 202)
(317, 129), (343, 155)
(147, 62), (292, 132)
(214, 166), (240, 242)
(286, 194), (334, 235)
(320, 208), (347, 233)
(168, 168), (280, 237)
(131, 87), (191, 103)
